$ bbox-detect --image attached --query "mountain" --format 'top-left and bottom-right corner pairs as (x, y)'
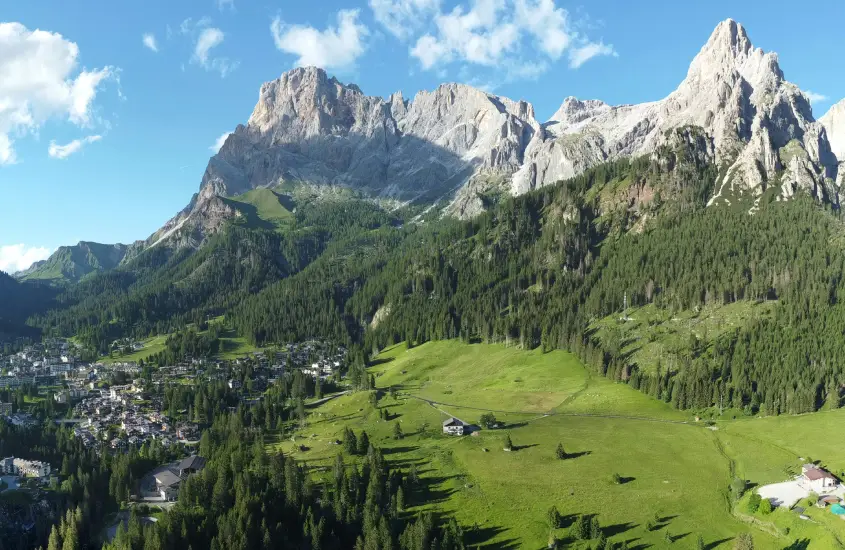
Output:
(17, 241), (129, 284)
(146, 19), (839, 250)
(515, 19), (839, 207)
(820, 98), (845, 187)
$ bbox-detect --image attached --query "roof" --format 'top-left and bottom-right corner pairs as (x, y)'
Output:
(178, 455), (207, 472)
(804, 467), (836, 481)
(443, 418), (464, 427)
(154, 470), (181, 487)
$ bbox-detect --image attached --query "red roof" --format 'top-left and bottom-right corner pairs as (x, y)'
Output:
(804, 467), (836, 481)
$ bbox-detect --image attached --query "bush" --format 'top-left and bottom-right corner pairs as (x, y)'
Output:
(480, 412), (498, 429)
(758, 498), (773, 515)
(730, 477), (747, 501)
(734, 532), (754, 550)
(502, 434), (513, 451)
(611, 473), (622, 485)
(746, 493), (762, 514)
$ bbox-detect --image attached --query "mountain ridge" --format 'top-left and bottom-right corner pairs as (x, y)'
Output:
(138, 19), (842, 250)
(17, 241), (130, 284)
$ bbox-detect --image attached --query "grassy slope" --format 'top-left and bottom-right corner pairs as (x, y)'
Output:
(590, 301), (777, 375)
(274, 341), (811, 549)
(100, 335), (168, 364)
(227, 188), (295, 231)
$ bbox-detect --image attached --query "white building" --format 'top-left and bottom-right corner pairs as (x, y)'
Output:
(802, 465), (839, 492)
(1, 457), (52, 478)
(442, 418), (466, 436)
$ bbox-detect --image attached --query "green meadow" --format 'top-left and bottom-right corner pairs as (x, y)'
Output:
(273, 340), (845, 549)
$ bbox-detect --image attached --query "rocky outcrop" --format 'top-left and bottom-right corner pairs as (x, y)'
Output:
(820, 99), (845, 161)
(154, 19), (841, 248)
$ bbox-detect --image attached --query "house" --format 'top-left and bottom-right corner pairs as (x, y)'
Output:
(154, 470), (182, 501)
(442, 417), (465, 436)
(177, 455), (206, 478)
(802, 464), (838, 492)
(228, 379), (242, 390)
(0, 402), (12, 416)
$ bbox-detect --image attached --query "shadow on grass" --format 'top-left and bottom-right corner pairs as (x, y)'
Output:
(512, 443), (538, 451)
(705, 538), (734, 550)
(602, 522), (637, 537)
(369, 356), (396, 367)
(782, 540), (810, 550)
(382, 445), (419, 455)
(564, 451), (592, 460)
(464, 525), (520, 549)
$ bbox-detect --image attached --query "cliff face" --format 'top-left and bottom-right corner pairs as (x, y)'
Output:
(152, 19), (841, 248)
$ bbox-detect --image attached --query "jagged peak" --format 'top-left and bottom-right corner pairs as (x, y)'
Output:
(686, 18), (783, 87)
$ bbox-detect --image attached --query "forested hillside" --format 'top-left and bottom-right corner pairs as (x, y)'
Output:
(21, 129), (845, 415)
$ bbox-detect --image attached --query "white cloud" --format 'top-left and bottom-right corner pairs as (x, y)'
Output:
(397, 0), (615, 78)
(48, 135), (102, 159)
(369, 0), (440, 39)
(0, 244), (52, 274)
(0, 22), (115, 164)
(568, 41), (617, 69)
(210, 132), (231, 153)
(271, 10), (368, 71)
(142, 33), (158, 52)
(188, 24), (237, 77)
(806, 90), (828, 105)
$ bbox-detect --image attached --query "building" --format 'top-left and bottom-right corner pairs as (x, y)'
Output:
(442, 417), (466, 436)
(1, 457), (52, 478)
(228, 379), (242, 390)
(154, 470), (182, 501)
(802, 464), (838, 492)
(0, 402), (12, 415)
(177, 455), (207, 478)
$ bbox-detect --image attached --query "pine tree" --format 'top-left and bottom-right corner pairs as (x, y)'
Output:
(393, 422), (403, 440)
(555, 443), (566, 460)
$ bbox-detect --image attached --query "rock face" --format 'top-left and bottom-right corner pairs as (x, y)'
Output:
(515, 19), (838, 204)
(155, 19), (840, 247)
(820, 99), (845, 185)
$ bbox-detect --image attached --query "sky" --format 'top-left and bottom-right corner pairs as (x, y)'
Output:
(1, 0), (844, 273)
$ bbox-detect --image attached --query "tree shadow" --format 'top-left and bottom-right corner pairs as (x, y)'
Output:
(667, 532), (690, 543)
(369, 356), (395, 367)
(616, 476), (636, 484)
(705, 538), (734, 550)
(782, 540), (810, 550)
(464, 525), (520, 549)
(512, 443), (538, 451)
(382, 445), (419, 455)
(564, 451), (592, 459)
(602, 522), (637, 537)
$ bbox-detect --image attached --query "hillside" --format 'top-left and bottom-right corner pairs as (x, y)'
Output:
(281, 340), (845, 548)
(18, 241), (129, 284)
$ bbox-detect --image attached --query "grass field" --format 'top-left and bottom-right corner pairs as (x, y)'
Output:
(100, 335), (168, 364)
(269, 340), (845, 548)
(228, 188), (295, 231)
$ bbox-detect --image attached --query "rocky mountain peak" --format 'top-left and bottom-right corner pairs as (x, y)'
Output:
(821, 99), (845, 161)
(150, 19), (843, 248)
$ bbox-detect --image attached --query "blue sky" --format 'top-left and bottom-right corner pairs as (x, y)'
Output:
(1, 0), (844, 272)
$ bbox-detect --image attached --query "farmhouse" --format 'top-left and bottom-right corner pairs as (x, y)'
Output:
(442, 417), (466, 436)
(801, 464), (839, 492)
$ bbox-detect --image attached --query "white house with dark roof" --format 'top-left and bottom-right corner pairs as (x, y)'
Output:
(442, 417), (466, 436)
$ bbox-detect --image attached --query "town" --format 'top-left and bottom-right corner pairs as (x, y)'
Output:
(0, 335), (348, 537)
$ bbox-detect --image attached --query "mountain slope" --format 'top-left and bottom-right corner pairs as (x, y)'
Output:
(147, 19), (839, 251)
(18, 241), (129, 284)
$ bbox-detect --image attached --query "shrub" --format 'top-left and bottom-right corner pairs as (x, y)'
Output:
(611, 473), (622, 485)
(746, 493), (762, 514)
(758, 498), (773, 515)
